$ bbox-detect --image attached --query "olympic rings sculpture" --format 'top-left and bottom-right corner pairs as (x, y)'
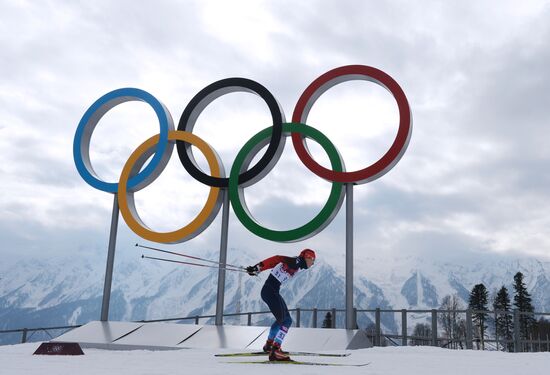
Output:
(74, 65), (412, 244)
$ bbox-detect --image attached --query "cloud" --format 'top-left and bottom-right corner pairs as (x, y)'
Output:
(1, 0), (550, 268)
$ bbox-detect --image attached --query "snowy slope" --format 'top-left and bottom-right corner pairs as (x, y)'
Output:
(0, 343), (548, 375)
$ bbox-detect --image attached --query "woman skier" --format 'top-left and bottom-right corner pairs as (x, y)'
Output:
(246, 248), (316, 361)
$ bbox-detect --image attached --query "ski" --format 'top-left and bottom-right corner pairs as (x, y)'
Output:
(223, 359), (370, 367)
(215, 351), (351, 357)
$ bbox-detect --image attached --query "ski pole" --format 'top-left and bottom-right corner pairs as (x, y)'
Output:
(141, 255), (248, 273)
(136, 243), (246, 270)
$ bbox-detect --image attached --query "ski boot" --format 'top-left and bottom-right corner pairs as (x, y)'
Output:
(269, 342), (291, 361)
(262, 339), (273, 353)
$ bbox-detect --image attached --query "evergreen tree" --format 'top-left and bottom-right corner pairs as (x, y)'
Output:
(513, 272), (535, 339)
(493, 285), (513, 351)
(322, 312), (332, 328)
(468, 283), (488, 349)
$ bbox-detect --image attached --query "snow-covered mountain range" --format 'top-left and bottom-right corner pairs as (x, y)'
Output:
(1, 248), (550, 344)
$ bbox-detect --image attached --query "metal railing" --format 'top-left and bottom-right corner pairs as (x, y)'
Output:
(355, 308), (550, 353)
(0, 325), (83, 345)
(2, 307), (549, 352)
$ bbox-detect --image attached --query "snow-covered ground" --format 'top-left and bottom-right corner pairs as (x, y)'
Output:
(1, 343), (548, 375)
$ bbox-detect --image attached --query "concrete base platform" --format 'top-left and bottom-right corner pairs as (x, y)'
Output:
(51, 321), (144, 349)
(114, 322), (204, 350)
(178, 325), (267, 349)
(52, 321), (201, 350)
(266, 326), (372, 352)
(53, 321), (372, 351)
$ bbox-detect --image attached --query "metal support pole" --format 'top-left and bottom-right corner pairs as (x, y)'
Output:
(312, 308), (318, 328)
(296, 308), (301, 328)
(345, 183), (355, 330)
(375, 308), (381, 346)
(215, 189), (230, 326)
(100, 193), (120, 322)
(332, 308), (337, 328)
(21, 328), (28, 344)
(431, 309), (438, 346)
(402, 309), (408, 346)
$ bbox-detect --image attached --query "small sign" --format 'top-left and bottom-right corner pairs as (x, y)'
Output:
(33, 342), (84, 355)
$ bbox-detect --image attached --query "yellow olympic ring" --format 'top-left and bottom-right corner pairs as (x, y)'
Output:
(118, 130), (223, 243)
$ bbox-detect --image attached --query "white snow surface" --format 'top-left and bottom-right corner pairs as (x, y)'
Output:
(1, 343), (547, 375)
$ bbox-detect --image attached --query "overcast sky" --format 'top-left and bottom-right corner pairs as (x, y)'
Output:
(1, 0), (550, 268)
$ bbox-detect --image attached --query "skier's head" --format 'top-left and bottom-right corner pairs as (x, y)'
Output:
(299, 248), (316, 268)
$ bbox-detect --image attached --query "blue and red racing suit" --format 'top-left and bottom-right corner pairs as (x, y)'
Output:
(256, 255), (309, 346)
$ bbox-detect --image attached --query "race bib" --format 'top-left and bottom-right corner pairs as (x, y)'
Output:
(271, 263), (292, 283)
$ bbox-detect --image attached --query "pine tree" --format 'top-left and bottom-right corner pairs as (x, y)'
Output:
(469, 283), (488, 349)
(322, 312), (332, 328)
(513, 272), (535, 339)
(493, 285), (513, 351)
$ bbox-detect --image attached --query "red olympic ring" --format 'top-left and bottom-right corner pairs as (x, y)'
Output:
(291, 65), (412, 184)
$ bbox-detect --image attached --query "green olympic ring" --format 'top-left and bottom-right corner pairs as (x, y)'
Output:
(229, 123), (345, 242)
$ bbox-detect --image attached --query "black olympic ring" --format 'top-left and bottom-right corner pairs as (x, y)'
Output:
(177, 78), (286, 188)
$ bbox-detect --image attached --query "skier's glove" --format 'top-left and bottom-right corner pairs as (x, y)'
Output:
(246, 265), (260, 276)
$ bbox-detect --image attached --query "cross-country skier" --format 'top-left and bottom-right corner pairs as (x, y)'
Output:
(246, 248), (316, 361)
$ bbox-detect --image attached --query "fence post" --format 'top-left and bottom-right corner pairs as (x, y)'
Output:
(21, 328), (28, 344)
(312, 308), (317, 328)
(375, 308), (381, 346)
(195, 316), (199, 325)
(466, 309), (473, 349)
(431, 309), (438, 347)
(247, 313), (252, 326)
(296, 308), (301, 328)
(332, 308), (337, 328)
(494, 309), (499, 350)
(402, 309), (407, 346)
(513, 309), (520, 352)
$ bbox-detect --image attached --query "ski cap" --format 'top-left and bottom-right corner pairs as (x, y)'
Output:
(299, 248), (316, 260)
